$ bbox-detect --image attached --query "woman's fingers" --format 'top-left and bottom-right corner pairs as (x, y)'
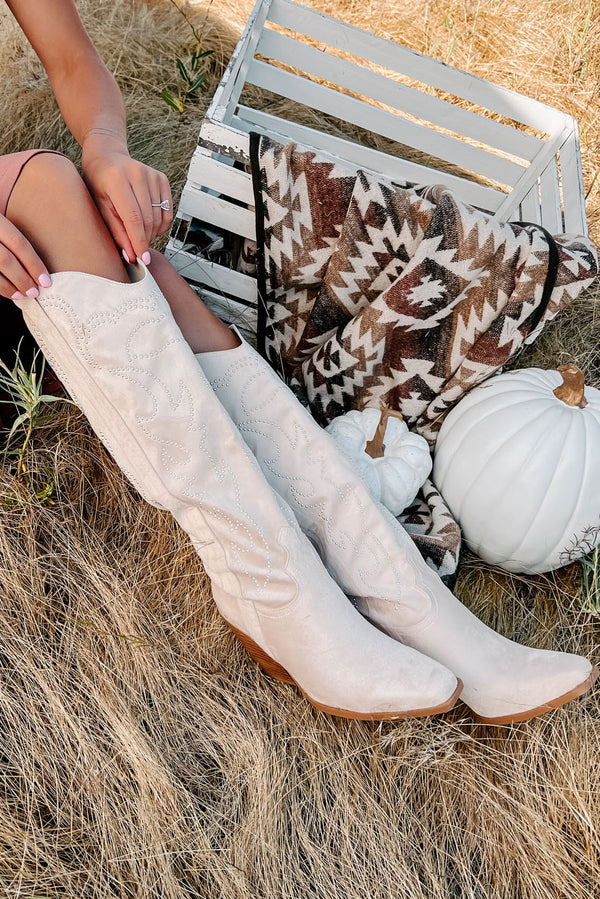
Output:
(81, 155), (174, 265)
(117, 179), (150, 263)
(149, 178), (164, 239)
(0, 215), (51, 299)
(149, 170), (173, 240)
(123, 167), (173, 260)
(81, 153), (174, 265)
(0, 274), (21, 300)
(95, 194), (136, 265)
(113, 165), (173, 260)
(131, 176), (155, 253)
(102, 172), (152, 264)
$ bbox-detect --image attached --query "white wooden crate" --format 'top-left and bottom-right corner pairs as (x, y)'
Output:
(165, 0), (589, 339)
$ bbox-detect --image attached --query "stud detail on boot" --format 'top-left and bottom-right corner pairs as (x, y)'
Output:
(198, 336), (597, 724)
(13, 263), (461, 720)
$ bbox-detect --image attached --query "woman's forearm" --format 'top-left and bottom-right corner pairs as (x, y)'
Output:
(7, 0), (172, 262)
(49, 54), (129, 156)
(6, 0), (129, 155)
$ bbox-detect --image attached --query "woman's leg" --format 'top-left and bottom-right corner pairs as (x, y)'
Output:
(6, 152), (128, 284)
(196, 336), (598, 724)
(7, 151), (461, 719)
(5, 153), (238, 352)
(6, 152), (594, 722)
(143, 250), (239, 353)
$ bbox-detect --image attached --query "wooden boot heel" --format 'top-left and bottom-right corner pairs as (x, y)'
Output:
(225, 619), (297, 685)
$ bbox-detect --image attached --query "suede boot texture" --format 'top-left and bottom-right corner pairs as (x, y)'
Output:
(13, 262), (462, 720)
(199, 336), (597, 724)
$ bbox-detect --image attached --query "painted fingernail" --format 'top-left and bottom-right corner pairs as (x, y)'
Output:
(38, 273), (52, 288)
(11, 291), (25, 301)
(26, 287), (39, 298)
(122, 249), (131, 264)
(142, 251), (151, 265)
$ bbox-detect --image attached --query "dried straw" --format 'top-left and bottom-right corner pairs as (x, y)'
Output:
(0, 0), (598, 895)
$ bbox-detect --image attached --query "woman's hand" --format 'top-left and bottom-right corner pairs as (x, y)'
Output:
(81, 132), (173, 266)
(0, 214), (52, 300)
(6, 1), (173, 265)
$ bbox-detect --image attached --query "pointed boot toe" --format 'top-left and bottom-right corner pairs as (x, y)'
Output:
(199, 336), (596, 725)
(14, 264), (461, 722)
(465, 653), (598, 725)
(361, 581), (597, 724)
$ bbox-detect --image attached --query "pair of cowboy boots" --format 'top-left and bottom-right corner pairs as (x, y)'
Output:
(14, 261), (596, 723)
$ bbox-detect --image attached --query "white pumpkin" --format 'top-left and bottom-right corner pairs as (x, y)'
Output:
(325, 404), (432, 516)
(433, 365), (600, 574)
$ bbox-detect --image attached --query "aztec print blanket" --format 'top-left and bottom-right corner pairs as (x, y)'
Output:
(249, 133), (598, 580)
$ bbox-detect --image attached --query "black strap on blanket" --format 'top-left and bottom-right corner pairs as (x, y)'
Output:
(513, 221), (560, 335)
(249, 131), (269, 358)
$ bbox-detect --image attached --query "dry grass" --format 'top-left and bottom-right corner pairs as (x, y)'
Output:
(0, 0), (599, 896)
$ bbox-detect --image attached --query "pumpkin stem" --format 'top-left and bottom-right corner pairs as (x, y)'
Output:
(553, 364), (588, 409)
(365, 402), (404, 459)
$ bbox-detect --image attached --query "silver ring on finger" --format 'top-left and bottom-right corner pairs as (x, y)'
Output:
(151, 200), (171, 212)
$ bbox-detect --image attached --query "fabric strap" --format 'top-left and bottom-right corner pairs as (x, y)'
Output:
(514, 221), (561, 335)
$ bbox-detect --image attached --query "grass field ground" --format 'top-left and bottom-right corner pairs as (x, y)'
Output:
(0, 1), (599, 896)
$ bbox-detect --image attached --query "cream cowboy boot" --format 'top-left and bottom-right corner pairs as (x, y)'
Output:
(198, 336), (597, 724)
(13, 262), (461, 721)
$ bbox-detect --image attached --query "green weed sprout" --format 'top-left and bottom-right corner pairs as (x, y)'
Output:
(0, 343), (75, 483)
(580, 546), (600, 614)
(161, 0), (214, 115)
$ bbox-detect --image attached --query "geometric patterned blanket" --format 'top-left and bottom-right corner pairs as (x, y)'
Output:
(250, 133), (598, 581)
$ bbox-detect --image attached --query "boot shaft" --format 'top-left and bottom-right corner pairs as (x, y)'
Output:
(14, 263), (297, 607)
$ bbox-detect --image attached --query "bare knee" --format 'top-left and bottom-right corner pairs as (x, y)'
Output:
(6, 152), (88, 221)
(18, 151), (78, 185)
(5, 150), (127, 280)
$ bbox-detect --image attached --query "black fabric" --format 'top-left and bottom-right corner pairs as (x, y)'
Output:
(0, 298), (40, 427)
(514, 221), (561, 334)
(249, 131), (269, 359)
(0, 299), (38, 370)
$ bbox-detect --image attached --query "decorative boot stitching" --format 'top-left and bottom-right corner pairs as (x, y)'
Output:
(208, 353), (437, 625)
(25, 286), (299, 608)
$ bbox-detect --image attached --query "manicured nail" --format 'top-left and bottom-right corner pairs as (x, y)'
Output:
(26, 287), (39, 298)
(11, 291), (24, 301)
(38, 273), (52, 288)
(142, 251), (151, 265)
(122, 249), (131, 264)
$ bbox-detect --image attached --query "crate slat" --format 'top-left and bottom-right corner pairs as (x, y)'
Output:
(559, 131), (588, 234)
(268, 0), (566, 133)
(493, 124), (571, 223)
(209, 0), (275, 120)
(520, 184), (541, 224)
(232, 107), (507, 211)
(539, 159), (563, 232)
(189, 149), (254, 205)
(166, 249), (258, 304)
(246, 58), (527, 186)
(179, 184), (256, 240)
(199, 119), (252, 162)
(256, 29), (543, 162)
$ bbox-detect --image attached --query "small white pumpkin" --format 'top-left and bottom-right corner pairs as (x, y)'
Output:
(433, 365), (600, 574)
(325, 404), (432, 516)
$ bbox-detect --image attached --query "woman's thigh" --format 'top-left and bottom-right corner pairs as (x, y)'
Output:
(0, 148), (124, 382)
(0, 149), (67, 217)
(0, 152), (69, 374)
(5, 150), (127, 281)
